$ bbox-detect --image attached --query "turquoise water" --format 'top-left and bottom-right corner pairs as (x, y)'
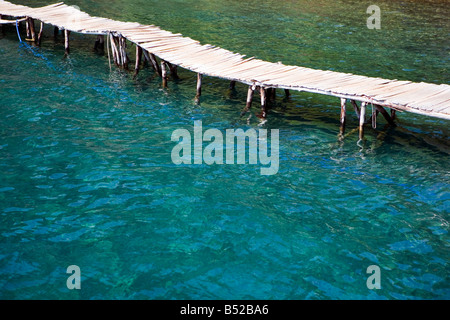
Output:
(0, 0), (449, 299)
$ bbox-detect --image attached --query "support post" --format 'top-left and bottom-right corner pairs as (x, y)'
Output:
(260, 86), (267, 118)
(37, 21), (44, 46)
(134, 45), (142, 78)
(143, 50), (161, 76)
(109, 34), (117, 65)
(118, 36), (124, 66)
(271, 88), (276, 100)
(106, 32), (112, 71)
(284, 89), (290, 98)
(150, 53), (162, 76)
(167, 62), (179, 79)
(25, 18), (31, 39)
(161, 60), (167, 87)
(229, 81), (236, 90)
(359, 102), (367, 140)
(94, 35), (105, 53)
(114, 36), (121, 66)
(351, 99), (360, 120)
(391, 109), (396, 121)
(339, 98), (347, 136)
(123, 37), (129, 69)
(374, 105), (396, 126)
(30, 18), (36, 42)
(142, 50), (151, 69)
(54, 26), (59, 40)
(196, 73), (202, 99)
(246, 85), (255, 110)
(371, 105), (378, 129)
(64, 29), (70, 55)
(26, 17), (36, 42)
(266, 88), (272, 101)
(109, 34), (121, 66)
(241, 85), (255, 116)
(119, 36), (128, 69)
(100, 35), (105, 52)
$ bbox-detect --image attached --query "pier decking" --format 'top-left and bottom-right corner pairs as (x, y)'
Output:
(1, 0), (449, 139)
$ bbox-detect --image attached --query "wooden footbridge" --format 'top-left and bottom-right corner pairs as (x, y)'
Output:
(1, 0), (449, 139)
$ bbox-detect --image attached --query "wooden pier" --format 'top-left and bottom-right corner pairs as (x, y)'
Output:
(1, 0), (449, 140)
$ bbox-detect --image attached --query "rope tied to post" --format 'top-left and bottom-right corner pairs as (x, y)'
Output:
(15, 19), (22, 42)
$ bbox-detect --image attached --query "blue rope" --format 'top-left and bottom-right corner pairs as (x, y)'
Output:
(13, 18), (57, 70)
(15, 19), (22, 42)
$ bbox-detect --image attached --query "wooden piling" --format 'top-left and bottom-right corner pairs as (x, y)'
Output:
(29, 18), (36, 42)
(142, 50), (150, 68)
(339, 98), (347, 136)
(351, 99), (360, 120)
(359, 102), (367, 140)
(284, 89), (290, 98)
(167, 62), (179, 79)
(106, 32), (112, 71)
(196, 73), (202, 98)
(26, 17), (36, 42)
(260, 87), (267, 118)
(117, 36), (124, 66)
(109, 34), (117, 65)
(161, 60), (167, 87)
(114, 36), (121, 66)
(94, 35), (99, 51)
(64, 29), (70, 54)
(112, 35), (124, 67)
(37, 21), (44, 46)
(109, 34), (120, 66)
(391, 109), (396, 121)
(25, 18), (30, 39)
(121, 38), (126, 66)
(94, 35), (105, 53)
(229, 80), (236, 90)
(134, 45), (142, 78)
(151, 53), (162, 76)
(371, 105), (378, 128)
(374, 105), (396, 126)
(100, 35), (105, 51)
(267, 88), (276, 101)
(246, 85), (255, 109)
(53, 26), (59, 39)
(143, 50), (161, 76)
(119, 36), (128, 69)
(241, 85), (255, 115)
(266, 88), (272, 101)
(271, 88), (276, 100)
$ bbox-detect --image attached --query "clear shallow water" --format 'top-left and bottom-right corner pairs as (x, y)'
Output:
(0, 0), (449, 299)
